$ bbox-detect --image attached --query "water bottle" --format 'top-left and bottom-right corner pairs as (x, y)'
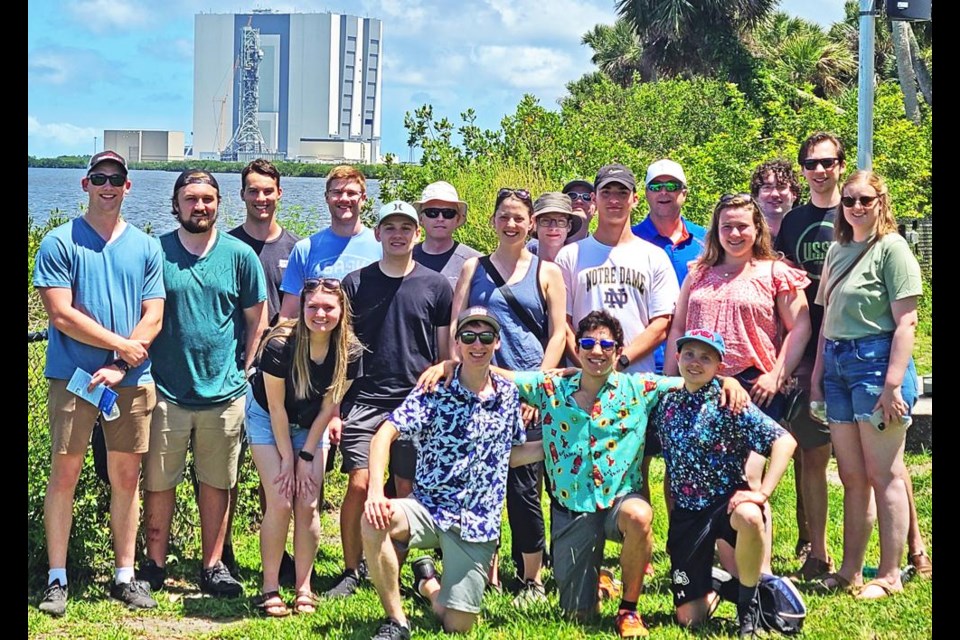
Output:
(862, 566), (878, 579)
(862, 565), (916, 583)
(809, 401), (827, 425)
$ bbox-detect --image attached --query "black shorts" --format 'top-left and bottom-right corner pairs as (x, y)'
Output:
(644, 418), (662, 457)
(340, 402), (417, 478)
(667, 492), (743, 607)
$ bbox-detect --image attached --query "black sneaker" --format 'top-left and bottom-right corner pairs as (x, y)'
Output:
(221, 544), (240, 578)
(38, 580), (68, 617)
(137, 558), (167, 592)
(371, 617), (411, 640)
(279, 550), (297, 587)
(411, 556), (438, 606)
(199, 561), (244, 598)
(358, 558), (369, 579)
(737, 593), (766, 637)
(110, 580), (158, 610)
(323, 567), (362, 598)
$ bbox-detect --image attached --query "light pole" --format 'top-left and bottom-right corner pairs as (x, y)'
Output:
(857, 0), (877, 170)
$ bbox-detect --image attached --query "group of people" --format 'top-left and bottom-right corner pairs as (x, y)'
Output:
(33, 128), (929, 639)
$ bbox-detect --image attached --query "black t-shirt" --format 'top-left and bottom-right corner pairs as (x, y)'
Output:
(251, 334), (362, 427)
(774, 202), (837, 358)
(228, 225), (300, 323)
(342, 262), (453, 408)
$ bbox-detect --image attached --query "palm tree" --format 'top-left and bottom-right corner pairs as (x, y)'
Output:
(581, 20), (644, 88)
(756, 15), (857, 98)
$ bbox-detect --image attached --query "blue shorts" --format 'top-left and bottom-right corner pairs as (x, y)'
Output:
(822, 333), (917, 425)
(244, 387), (329, 451)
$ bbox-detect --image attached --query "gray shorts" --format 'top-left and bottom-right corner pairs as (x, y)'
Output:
(340, 402), (416, 478)
(393, 498), (496, 614)
(784, 356), (831, 450)
(550, 493), (644, 614)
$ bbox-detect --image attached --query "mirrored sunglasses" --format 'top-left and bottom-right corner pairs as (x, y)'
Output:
(458, 330), (497, 345)
(578, 337), (617, 352)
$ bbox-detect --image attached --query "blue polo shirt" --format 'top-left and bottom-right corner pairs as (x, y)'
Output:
(631, 215), (706, 372)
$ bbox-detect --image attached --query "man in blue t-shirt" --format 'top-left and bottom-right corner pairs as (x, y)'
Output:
(33, 150), (165, 615)
(140, 170), (266, 599)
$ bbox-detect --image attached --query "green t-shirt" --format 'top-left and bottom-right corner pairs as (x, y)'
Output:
(513, 370), (679, 513)
(816, 233), (922, 340)
(151, 230), (267, 406)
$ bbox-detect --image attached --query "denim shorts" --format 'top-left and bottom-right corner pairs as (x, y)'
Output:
(822, 333), (917, 425)
(244, 387), (328, 451)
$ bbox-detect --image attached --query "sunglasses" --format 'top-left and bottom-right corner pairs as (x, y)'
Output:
(567, 192), (593, 202)
(497, 187), (532, 202)
(840, 195), (879, 208)
(537, 217), (571, 228)
(422, 207), (459, 220)
(646, 181), (683, 193)
(303, 277), (342, 293)
(88, 173), (126, 187)
(458, 330), (497, 345)
(578, 337), (617, 352)
(800, 157), (840, 171)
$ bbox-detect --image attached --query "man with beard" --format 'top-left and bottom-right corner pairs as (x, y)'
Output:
(139, 170), (267, 598)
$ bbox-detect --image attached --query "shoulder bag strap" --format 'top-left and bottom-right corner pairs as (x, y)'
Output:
(822, 236), (880, 306)
(479, 255), (547, 346)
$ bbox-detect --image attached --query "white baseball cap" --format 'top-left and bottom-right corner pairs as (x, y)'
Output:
(644, 159), (687, 187)
(377, 200), (419, 226)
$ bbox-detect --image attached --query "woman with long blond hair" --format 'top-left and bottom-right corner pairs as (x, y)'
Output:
(810, 170), (922, 599)
(245, 277), (363, 615)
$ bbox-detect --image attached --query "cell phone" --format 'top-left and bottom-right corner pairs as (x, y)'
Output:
(868, 408), (912, 432)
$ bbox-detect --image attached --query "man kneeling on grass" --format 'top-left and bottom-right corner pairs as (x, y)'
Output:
(652, 329), (796, 636)
(361, 306), (525, 639)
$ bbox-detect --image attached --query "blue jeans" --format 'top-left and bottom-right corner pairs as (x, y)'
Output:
(822, 333), (917, 424)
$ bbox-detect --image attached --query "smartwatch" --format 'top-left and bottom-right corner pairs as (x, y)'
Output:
(298, 449), (315, 462)
(112, 358), (131, 373)
(617, 355), (630, 370)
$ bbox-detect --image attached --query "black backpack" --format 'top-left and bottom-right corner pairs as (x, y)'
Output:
(757, 573), (806, 635)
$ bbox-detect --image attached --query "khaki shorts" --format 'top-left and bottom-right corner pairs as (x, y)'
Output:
(48, 378), (156, 455)
(142, 393), (245, 492)
(392, 498), (496, 614)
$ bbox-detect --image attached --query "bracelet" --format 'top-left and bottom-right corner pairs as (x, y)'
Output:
(112, 358), (131, 373)
(298, 449), (315, 462)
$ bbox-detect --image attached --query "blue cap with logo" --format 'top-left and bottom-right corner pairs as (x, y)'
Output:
(676, 328), (726, 360)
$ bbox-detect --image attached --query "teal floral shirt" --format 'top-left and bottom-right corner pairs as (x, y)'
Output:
(514, 370), (680, 512)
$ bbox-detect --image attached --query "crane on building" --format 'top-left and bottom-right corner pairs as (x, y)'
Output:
(221, 19), (269, 161)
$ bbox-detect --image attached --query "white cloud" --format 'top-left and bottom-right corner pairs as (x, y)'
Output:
(472, 46), (575, 90)
(66, 0), (152, 33)
(28, 116), (99, 153)
(27, 52), (71, 85)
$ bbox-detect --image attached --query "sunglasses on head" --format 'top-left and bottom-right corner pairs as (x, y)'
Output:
(646, 181), (683, 193)
(422, 207), (459, 220)
(840, 195), (879, 208)
(567, 192), (593, 202)
(578, 337), (617, 352)
(800, 157), (840, 171)
(497, 188), (532, 202)
(458, 330), (497, 345)
(88, 173), (126, 187)
(303, 277), (342, 293)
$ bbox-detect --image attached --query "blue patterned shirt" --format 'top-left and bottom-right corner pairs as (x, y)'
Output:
(390, 367), (524, 542)
(653, 378), (787, 511)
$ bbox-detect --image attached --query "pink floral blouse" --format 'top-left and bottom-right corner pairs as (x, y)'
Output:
(685, 260), (810, 376)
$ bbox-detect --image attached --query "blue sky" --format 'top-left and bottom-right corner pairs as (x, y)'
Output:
(28, 0), (847, 160)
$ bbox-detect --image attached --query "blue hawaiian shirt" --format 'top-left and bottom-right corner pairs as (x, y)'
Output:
(653, 378), (787, 511)
(390, 367), (524, 542)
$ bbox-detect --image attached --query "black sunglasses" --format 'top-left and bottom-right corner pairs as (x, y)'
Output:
(840, 195), (879, 208)
(422, 207), (459, 220)
(578, 337), (617, 352)
(458, 330), (497, 345)
(568, 192), (593, 202)
(497, 187), (532, 202)
(88, 173), (126, 187)
(800, 157), (840, 171)
(303, 277), (341, 293)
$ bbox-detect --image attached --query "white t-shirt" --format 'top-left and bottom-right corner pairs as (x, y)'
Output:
(555, 235), (680, 374)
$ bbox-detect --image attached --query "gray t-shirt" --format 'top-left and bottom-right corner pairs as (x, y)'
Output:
(413, 241), (482, 289)
(228, 225), (300, 323)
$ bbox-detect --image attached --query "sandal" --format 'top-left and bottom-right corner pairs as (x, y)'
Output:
(293, 591), (319, 614)
(857, 578), (902, 600)
(909, 551), (933, 579)
(810, 572), (859, 595)
(790, 555), (834, 582)
(253, 591), (291, 618)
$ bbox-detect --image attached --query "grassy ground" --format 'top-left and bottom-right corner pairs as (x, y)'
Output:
(26, 452), (933, 639)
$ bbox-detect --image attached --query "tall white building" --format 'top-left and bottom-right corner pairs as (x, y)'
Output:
(193, 11), (383, 163)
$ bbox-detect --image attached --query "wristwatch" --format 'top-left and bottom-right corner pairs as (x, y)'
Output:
(112, 358), (131, 373)
(617, 355), (630, 370)
(298, 449), (315, 462)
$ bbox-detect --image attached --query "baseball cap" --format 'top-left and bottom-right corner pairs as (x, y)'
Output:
(594, 164), (636, 192)
(413, 181), (468, 218)
(88, 150), (128, 175)
(531, 191), (585, 238)
(377, 200), (419, 226)
(456, 306), (501, 334)
(561, 179), (594, 193)
(645, 159), (687, 187)
(676, 328), (726, 360)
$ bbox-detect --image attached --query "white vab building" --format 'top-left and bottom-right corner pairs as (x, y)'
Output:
(193, 10), (383, 163)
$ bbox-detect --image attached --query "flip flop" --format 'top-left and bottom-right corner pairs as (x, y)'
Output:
(293, 591), (319, 614)
(857, 578), (903, 600)
(810, 572), (859, 595)
(252, 591), (291, 618)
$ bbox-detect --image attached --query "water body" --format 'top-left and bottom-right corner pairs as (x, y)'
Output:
(28, 167), (382, 236)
